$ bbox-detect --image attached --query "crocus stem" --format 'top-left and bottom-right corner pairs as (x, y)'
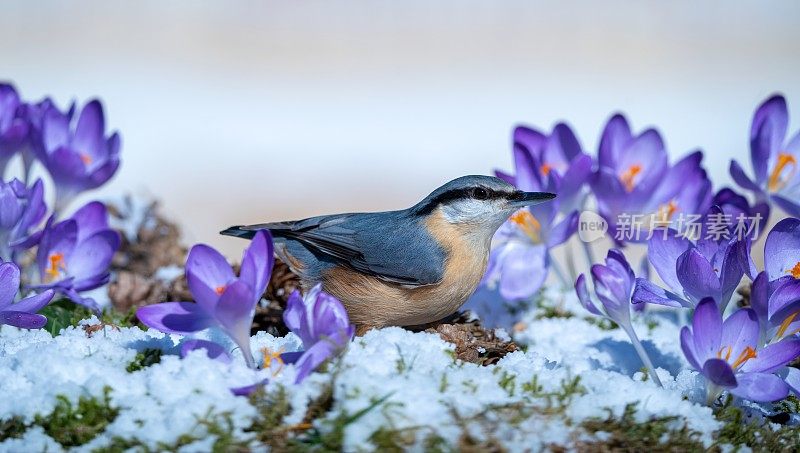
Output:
(581, 240), (596, 268)
(706, 383), (722, 406)
(623, 324), (663, 387)
(548, 251), (569, 289)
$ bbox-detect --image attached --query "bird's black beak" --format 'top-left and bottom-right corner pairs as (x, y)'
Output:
(509, 191), (556, 207)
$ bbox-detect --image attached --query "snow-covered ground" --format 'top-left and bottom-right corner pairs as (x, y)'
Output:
(0, 288), (796, 451)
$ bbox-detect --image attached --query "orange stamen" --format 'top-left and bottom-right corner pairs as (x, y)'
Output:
(656, 200), (678, 223)
(789, 262), (800, 279)
(730, 346), (757, 370)
(768, 153), (797, 192)
(510, 210), (542, 243)
(776, 311), (799, 340)
(717, 346), (732, 361)
(620, 164), (643, 192)
(541, 163), (552, 177)
(45, 252), (66, 282)
(261, 346), (285, 376)
(214, 285), (226, 295)
(80, 153), (93, 165)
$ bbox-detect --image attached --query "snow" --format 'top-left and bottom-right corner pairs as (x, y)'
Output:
(0, 286), (793, 450)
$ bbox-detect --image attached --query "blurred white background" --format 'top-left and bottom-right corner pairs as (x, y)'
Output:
(2, 1), (799, 257)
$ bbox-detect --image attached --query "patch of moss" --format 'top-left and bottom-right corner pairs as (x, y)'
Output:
(291, 393), (393, 451)
(39, 299), (94, 335)
(109, 408), (251, 452)
(498, 371), (517, 396)
(0, 416), (27, 441)
(584, 316), (619, 330)
(126, 348), (163, 373)
(712, 395), (800, 450)
(35, 387), (118, 447)
(580, 403), (704, 451)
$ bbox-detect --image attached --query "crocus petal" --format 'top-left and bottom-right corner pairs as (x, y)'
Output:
(280, 351), (304, 365)
(719, 308), (759, 362)
(730, 372), (789, 402)
(70, 201), (110, 241)
(557, 154), (592, 209)
(230, 379), (268, 397)
(136, 302), (214, 335)
(702, 358), (737, 388)
(767, 278), (800, 324)
(718, 241), (746, 308)
(180, 339), (232, 364)
(545, 211), (578, 247)
(551, 122), (582, 162)
(750, 94), (787, 185)
(598, 113), (631, 169)
(784, 367), (800, 396)
(676, 249), (720, 303)
(185, 244), (236, 313)
(72, 100), (105, 161)
(8, 290), (54, 314)
(575, 274), (602, 316)
(498, 243), (548, 301)
(292, 339), (337, 384)
(693, 298), (722, 363)
(283, 290), (309, 345)
(0, 311), (47, 329)
(67, 231), (119, 280)
(632, 278), (690, 308)
(771, 194), (800, 218)
(0, 262), (21, 307)
(741, 339), (800, 374)
(729, 160), (763, 194)
(239, 230), (274, 303)
(512, 143), (542, 192)
(214, 280), (256, 367)
(680, 326), (701, 371)
(591, 264), (629, 316)
(764, 217), (800, 281)
(647, 229), (691, 294)
(749, 272), (769, 327)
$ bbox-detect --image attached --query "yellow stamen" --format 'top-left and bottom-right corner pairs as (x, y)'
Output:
(541, 163), (552, 177)
(776, 311), (799, 340)
(214, 285), (226, 295)
(789, 262), (800, 279)
(261, 346), (285, 376)
(620, 164), (643, 192)
(80, 153), (93, 165)
(768, 152), (797, 192)
(45, 252), (66, 282)
(510, 210), (542, 243)
(730, 346), (757, 370)
(717, 346), (732, 361)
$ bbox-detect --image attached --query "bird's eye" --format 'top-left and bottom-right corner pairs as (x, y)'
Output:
(472, 187), (489, 200)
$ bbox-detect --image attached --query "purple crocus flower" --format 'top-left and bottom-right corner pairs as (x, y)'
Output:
(632, 206), (749, 312)
(681, 298), (800, 403)
(747, 218), (800, 344)
(137, 230), (274, 369)
(575, 249), (663, 387)
(592, 114), (713, 243)
(0, 261), (54, 329)
(484, 127), (582, 300)
(282, 284), (354, 383)
(0, 178), (46, 260)
(504, 123), (593, 214)
(730, 94), (800, 217)
(0, 84), (28, 177)
(33, 201), (121, 311)
(38, 99), (120, 212)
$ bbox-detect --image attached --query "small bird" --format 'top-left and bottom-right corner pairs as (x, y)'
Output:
(221, 175), (555, 334)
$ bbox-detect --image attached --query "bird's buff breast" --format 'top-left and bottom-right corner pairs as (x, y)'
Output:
(319, 211), (489, 330)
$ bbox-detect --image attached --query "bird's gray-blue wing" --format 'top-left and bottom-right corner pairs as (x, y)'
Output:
(235, 212), (445, 286)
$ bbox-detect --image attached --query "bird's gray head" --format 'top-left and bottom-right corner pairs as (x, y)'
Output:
(412, 175), (556, 232)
